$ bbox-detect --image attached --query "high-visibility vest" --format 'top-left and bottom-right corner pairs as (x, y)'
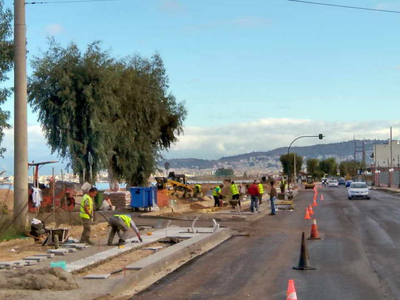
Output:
(80, 194), (93, 220)
(230, 184), (239, 195)
(213, 186), (221, 196)
(115, 214), (132, 228)
(258, 183), (264, 194)
(195, 184), (202, 193)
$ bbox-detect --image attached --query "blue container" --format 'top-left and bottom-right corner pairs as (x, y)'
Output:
(130, 186), (157, 211)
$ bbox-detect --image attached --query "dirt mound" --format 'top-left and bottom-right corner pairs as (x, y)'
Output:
(0, 267), (78, 291)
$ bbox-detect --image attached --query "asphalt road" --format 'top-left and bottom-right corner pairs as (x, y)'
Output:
(133, 186), (400, 300)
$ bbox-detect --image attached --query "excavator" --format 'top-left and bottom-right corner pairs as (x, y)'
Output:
(154, 172), (193, 198)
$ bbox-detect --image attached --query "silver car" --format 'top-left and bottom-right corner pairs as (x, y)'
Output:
(348, 182), (370, 200)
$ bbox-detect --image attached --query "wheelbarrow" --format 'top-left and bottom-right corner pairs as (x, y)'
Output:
(42, 228), (70, 249)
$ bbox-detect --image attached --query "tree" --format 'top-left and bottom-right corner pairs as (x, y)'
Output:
(0, 0), (12, 156)
(280, 153), (304, 179)
(106, 54), (186, 187)
(29, 40), (186, 186)
(339, 160), (360, 177)
(29, 40), (123, 183)
(306, 158), (319, 178)
(319, 158), (337, 176)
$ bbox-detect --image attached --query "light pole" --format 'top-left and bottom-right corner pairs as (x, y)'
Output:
(287, 134), (324, 192)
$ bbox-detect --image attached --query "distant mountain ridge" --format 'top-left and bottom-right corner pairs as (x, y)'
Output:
(161, 140), (387, 169)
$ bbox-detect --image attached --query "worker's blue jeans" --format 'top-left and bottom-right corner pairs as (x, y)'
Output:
(270, 196), (276, 215)
(250, 195), (259, 212)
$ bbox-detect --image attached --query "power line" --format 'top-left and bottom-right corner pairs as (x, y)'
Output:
(288, 0), (400, 14)
(26, 0), (118, 5)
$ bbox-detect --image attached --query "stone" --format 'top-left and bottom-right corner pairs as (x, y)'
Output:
(23, 256), (47, 262)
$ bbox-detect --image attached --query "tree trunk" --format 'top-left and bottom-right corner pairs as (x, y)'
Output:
(108, 166), (120, 191)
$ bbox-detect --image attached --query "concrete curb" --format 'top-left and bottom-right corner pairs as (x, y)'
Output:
(107, 228), (231, 297)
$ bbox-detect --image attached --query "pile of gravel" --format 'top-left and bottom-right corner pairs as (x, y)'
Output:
(0, 267), (79, 291)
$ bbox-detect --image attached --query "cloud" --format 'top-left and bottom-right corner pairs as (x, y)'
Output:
(165, 118), (400, 159)
(158, 0), (186, 16)
(375, 2), (400, 11)
(45, 24), (64, 36)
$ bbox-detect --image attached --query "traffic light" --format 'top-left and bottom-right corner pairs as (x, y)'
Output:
(319, 134), (323, 140)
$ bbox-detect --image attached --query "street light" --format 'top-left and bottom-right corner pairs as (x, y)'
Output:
(287, 134), (324, 192)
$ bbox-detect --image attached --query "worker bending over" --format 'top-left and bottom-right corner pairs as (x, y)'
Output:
(230, 181), (240, 208)
(107, 214), (143, 246)
(213, 184), (224, 207)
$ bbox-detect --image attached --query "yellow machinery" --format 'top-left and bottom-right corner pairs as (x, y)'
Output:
(155, 172), (193, 198)
(304, 176), (315, 189)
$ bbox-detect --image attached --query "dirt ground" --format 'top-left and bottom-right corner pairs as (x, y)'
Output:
(79, 242), (169, 276)
(0, 223), (109, 262)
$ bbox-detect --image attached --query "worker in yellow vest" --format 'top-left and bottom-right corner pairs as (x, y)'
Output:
(194, 184), (202, 197)
(79, 187), (98, 245)
(213, 184), (224, 207)
(258, 181), (264, 205)
(230, 181), (240, 207)
(107, 214), (143, 246)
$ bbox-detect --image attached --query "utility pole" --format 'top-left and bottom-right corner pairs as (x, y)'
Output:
(14, 0), (28, 230)
(389, 127), (393, 187)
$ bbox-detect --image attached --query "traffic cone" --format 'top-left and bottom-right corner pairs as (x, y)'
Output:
(308, 204), (314, 215)
(313, 193), (317, 201)
(312, 198), (318, 207)
(286, 279), (297, 300)
(321, 194), (325, 201)
(293, 232), (316, 270)
(308, 219), (322, 240)
(303, 207), (311, 220)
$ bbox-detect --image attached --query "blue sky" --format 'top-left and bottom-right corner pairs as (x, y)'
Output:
(2, 0), (400, 173)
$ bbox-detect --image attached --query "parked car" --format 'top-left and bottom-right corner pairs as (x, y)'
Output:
(348, 182), (370, 200)
(338, 178), (346, 185)
(328, 180), (339, 187)
(345, 180), (353, 188)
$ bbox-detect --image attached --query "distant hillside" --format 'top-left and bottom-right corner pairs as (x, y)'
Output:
(161, 140), (386, 169)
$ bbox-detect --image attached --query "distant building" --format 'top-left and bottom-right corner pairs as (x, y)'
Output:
(373, 141), (400, 167)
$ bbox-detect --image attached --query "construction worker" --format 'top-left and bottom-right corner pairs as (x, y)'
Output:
(79, 187), (98, 245)
(230, 181), (240, 208)
(258, 181), (264, 204)
(213, 184), (224, 207)
(194, 184), (202, 197)
(107, 214), (143, 246)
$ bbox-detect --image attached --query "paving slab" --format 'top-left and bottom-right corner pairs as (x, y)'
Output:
(34, 253), (55, 258)
(0, 261), (17, 267)
(23, 256), (47, 262)
(125, 232), (220, 270)
(83, 274), (111, 279)
(63, 243), (87, 248)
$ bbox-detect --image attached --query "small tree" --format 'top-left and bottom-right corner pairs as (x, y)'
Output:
(319, 158), (337, 176)
(215, 168), (234, 177)
(280, 153), (304, 180)
(306, 158), (319, 179)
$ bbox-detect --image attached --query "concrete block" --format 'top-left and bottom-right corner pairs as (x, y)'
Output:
(67, 248), (78, 253)
(25, 260), (38, 266)
(83, 274), (111, 279)
(13, 260), (28, 266)
(34, 253), (55, 258)
(63, 243), (86, 248)
(23, 256), (47, 262)
(47, 249), (69, 254)
(0, 261), (16, 267)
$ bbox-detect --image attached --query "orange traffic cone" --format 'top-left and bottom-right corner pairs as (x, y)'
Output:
(308, 204), (314, 215)
(312, 198), (318, 207)
(286, 279), (298, 300)
(313, 193), (317, 201)
(321, 194), (325, 201)
(308, 219), (322, 240)
(304, 207), (311, 220)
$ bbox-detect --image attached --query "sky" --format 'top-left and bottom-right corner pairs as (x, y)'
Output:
(2, 0), (400, 174)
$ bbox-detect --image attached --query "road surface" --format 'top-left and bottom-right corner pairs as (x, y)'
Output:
(134, 186), (400, 300)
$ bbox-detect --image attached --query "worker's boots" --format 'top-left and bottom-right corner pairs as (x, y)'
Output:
(118, 239), (126, 246)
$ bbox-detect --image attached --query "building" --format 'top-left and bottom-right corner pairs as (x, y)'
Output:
(373, 141), (400, 168)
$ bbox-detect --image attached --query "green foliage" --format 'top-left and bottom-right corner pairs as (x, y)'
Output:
(306, 158), (319, 178)
(339, 160), (361, 177)
(319, 158), (337, 176)
(215, 168), (234, 177)
(0, 0), (12, 156)
(28, 40), (186, 186)
(29, 40), (117, 183)
(279, 153), (304, 178)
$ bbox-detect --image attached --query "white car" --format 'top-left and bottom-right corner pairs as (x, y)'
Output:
(328, 180), (338, 187)
(348, 182), (370, 200)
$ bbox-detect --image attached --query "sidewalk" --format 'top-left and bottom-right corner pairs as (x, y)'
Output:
(371, 185), (400, 194)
